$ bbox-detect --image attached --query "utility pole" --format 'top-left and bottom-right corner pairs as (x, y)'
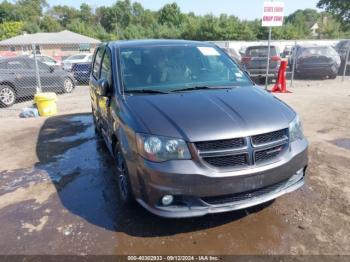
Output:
(32, 44), (42, 93)
(265, 27), (272, 90)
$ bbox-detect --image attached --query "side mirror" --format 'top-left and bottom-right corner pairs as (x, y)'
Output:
(97, 79), (109, 97)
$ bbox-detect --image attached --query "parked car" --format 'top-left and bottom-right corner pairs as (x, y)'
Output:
(239, 46), (247, 57)
(282, 45), (293, 58)
(29, 54), (61, 67)
(241, 45), (281, 83)
(62, 53), (93, 71)
(71, 62), (92, 85)
(90, 40), (308, 218)
(0, 56), (75, 107)
(335, 39), (350, 74)
(289, 45), (340, 79)
(221, 47), (241, 64)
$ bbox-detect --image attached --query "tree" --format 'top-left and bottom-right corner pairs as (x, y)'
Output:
(0, 0), (348, 42)
(0, 1), (19, 22)
(40, 16), (62, 32)
(317, 0), (350, 23)
(285, 9), (320, 38)
(79, 3), (94, 25)
(0, 21), (24, 40)
(158, 3), (183, 27)
(48, 5), (79, 27)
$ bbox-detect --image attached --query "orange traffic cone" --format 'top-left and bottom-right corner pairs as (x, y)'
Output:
(272, 60), (291, 93)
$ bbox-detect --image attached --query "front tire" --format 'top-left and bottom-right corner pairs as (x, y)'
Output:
(329, 73), (337, 79)
(114, 144), (134, 205)
(92, 106), (101, 136)
(0, 85), (16, 107)
(63, 78), (74, 93)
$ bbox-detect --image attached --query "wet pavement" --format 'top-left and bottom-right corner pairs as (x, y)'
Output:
(0, 113), (349, 255)
(330, 138), (350, 151)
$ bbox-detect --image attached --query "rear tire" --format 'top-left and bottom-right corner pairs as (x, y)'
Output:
(63, 78), (74, 93)
(0, 85), (16, 107)
(114, 143), (134, 206)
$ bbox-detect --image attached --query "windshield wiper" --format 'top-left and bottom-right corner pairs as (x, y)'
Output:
(124, 89), (169, 94)
(171, 85), (232, 92)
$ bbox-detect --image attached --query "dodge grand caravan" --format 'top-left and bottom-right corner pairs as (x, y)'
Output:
(90, 40), (308, 218)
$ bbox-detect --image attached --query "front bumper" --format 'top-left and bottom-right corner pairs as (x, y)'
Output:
(130, 139), (308, 218)
(296, 65), (338, 76)
(137, 169), (305, 218)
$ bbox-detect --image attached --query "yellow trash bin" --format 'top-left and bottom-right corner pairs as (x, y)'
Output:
(34, 92), (57, 116)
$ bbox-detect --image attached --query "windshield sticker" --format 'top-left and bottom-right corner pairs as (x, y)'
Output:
(235, 72), (243, 78)
(197, 47), (220, 56)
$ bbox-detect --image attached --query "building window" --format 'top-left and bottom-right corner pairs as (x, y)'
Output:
(79, 43), (90, 52)
(61, 46), (78, 52)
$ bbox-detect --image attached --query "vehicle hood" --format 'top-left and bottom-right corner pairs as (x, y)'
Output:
(126, 86), (295, 142)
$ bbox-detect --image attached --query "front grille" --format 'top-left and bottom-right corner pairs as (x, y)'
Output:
(203, 154), (248, 168)
(194, 128), (289, 169)
(201, 179), (287, 205)
(194, 138), (245, 151)
(251, 128), (288, 146)
(255, 144), (287, 164)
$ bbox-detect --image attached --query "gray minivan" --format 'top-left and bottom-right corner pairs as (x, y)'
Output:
(90, 40), (308, 218)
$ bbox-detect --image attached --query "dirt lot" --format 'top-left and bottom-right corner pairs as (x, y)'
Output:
(0, 77), (349, 256)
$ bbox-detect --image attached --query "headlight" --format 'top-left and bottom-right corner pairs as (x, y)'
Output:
(136, 133), (191, 162)
(289, 115), (304, 142)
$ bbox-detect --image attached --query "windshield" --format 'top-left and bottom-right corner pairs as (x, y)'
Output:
(119, 45), (251, 92)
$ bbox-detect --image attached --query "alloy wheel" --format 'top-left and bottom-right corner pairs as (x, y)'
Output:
(116, 150), (130, 201)
(63, 78), (74, 93)
(0, 87), (15, 106)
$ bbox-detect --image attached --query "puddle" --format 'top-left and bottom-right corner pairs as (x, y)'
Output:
(330, 138), (350, 150)
(0, 113), (299, 255)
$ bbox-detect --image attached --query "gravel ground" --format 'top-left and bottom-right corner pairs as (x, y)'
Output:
(0, 85), (91, 118)
(0, 77), (349, 256)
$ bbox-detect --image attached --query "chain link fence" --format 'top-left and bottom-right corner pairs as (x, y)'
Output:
(0, 42), (98, 116)
(214, 39), (350, 86)
(1, 39), (349, 117)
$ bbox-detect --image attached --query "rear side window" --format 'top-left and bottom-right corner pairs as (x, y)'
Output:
(92, 48), (104, 79)
(7, 60), (28, 70)
(246, 46), (277, 57)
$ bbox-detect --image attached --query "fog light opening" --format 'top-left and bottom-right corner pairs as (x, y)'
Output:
(161, 195), (174, 206)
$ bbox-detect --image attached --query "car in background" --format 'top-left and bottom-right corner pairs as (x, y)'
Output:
(241, 45), (281, 83)
(29, 54), (61, 67)
(239, 46), (247, 57)
(221, 47), (241, 64)
(282, 45), (293, 58)
(62, 53), (93, 71)
(0, 56), (75, 107)
(289, 45), (340, 79)
(335, 39), (350, 74)
(71, 62), (92, 85)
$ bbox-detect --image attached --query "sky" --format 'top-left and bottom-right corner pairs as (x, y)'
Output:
(46, 0), (322, 20)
